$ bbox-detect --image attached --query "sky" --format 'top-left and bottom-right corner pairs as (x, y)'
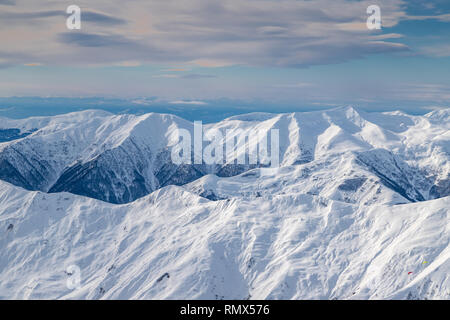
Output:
(0, 0), (449, 116)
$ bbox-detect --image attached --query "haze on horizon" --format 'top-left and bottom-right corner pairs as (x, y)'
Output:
(0, 0), (449, 115)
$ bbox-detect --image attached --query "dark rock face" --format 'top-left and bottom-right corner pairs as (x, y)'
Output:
(0, 146), (53, 191)
(429, 178), (450, 199)
(49, 160), (150, 204)
(49, 139), (152, 204)
(198, 190), (226, 201)
(153, 149), (207, 189)
(338, 177), (367, 191)
(356, 150), (427, 202)
(0, 159), (32, 190)
(44, 139), (263, 204)
(156, 163), (206, 189)
(46, 143), (260, 204)
(0, 123), (446, 205)
(0, 129), (34, 143)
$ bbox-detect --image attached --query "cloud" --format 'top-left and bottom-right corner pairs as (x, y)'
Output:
(82, 11), (127, 26)
(274, 82), (314, 88)
(369, 33), (404, 40)
(189, 59), (235, 68)
(0, 0), (413, 68)
(0, 63), (14, 69)
(58, 32), (136, 47)
(0, 0), (15, 5)
(0, 50), (35, 69)
(405, 13), (450, 22)
(0, 9), (126, 26)
(131, 98), (158, 105)
(420, 44), (450, 57)
(393, 84), (450, 102)
(180, 73), (217, 79)
(115, 61), (142, 67)
(170, 100), (208, 105)
(152, 73), (217, 79)
(153, 74), (180, 78)
(0, 10), (62, 20)
(422, 105), (449, 111)
(162, 68), (189, 72)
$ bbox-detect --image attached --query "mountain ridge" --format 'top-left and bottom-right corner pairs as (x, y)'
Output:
(0, 105), (448, 299)
(0, 179), (448, 299)
(0, 107), (448, 204)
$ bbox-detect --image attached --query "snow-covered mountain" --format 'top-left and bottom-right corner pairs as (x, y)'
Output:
(0, 107), (448, 299)
(0, 179), (448, 299)
(0, 107), (448, 204)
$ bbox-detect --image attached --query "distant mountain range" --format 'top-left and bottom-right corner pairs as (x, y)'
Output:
(0, 107), (448, 204)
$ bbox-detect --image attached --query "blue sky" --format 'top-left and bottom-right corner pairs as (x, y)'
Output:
(0, 0), (449, 116)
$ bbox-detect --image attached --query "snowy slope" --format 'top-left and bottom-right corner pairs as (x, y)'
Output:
(0, 107), (448, 300)
(0, 180), (448, 300)
(0, 111), (197, 203)
(0, 107), (448, 204)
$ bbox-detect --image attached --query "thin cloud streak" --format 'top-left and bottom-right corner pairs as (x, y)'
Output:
(0, 0), (412, 68)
